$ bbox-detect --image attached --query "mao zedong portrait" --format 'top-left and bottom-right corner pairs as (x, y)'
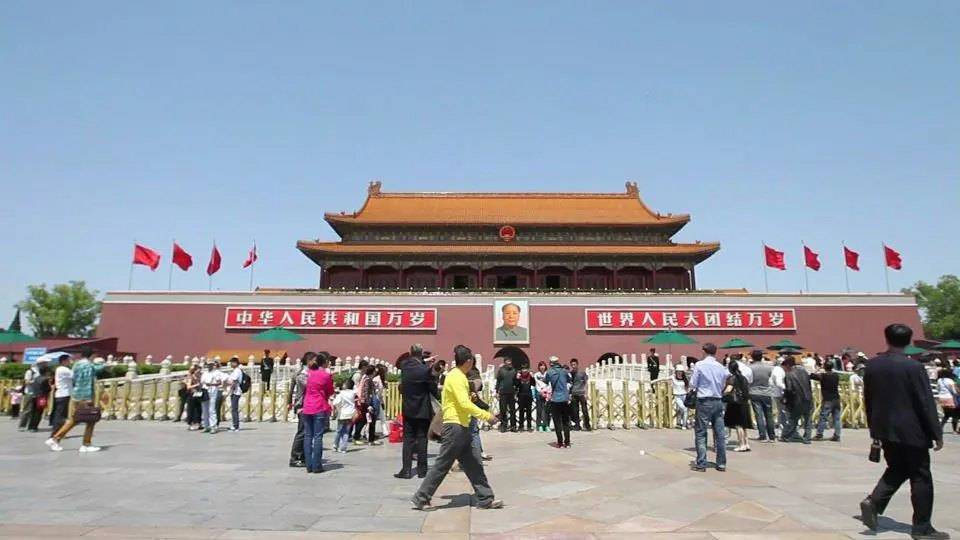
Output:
(495, 302), (529, 343)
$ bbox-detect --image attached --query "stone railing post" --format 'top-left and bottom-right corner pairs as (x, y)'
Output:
(125, 358), (137, 380)
(160, 358), (172, 376)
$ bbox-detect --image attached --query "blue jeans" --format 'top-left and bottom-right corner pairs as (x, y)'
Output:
(335, 419), (352, 450)
(750, 395), (776, 441)
(469, 417), (483, 461)
(303, 413), (329, 471)
(816, 399), (841, 438)
(694, 398), (726, 469)
(230, 394), (241, 429)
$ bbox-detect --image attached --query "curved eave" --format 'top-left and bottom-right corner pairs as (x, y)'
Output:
(324, 214), (691, 228)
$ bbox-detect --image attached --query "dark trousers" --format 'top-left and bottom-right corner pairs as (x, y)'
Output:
(782, 401), (813, 442)
(290, 412), (305, 463)
(649, 368), (659, 381)
(817, 398), (842, 438)
(571, 393), (590, 430)
(413, 423), (495, 507)
(551, 401), (571, 446)
(215, 394), (224, 426)
(869, 442), (934, 534)
(401, 417), (430, 475)
(262, 372), (272, 391)
(186, 396), (202, 425)
(51, 396), (71, 434)
(353, 406), (367, 441)
(517, 394), (533, 430)
(498, 393), (516, 432)
(230, 394), (241, 429)
(535, 395), (549, 427)
(174, 389), (187, 421)
(750, 395), (777, 441)
(18, 396), (34, 429)
(27, 397), (45, 431)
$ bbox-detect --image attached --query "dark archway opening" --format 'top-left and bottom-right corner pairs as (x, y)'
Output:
(493, 346), (530, 370)
(597, 352), (621, 365)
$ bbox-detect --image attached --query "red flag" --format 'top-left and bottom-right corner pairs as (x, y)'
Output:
(764, 245), (786, 270)
(132, 244), (161, 271)
(843, 246), (860, 271)
(206, 243), (222, 276)
(884, 245), (902, 270)
(242, 244), (258, 269)
(803, 245), (821, 271)
(172, 242), (193, 271)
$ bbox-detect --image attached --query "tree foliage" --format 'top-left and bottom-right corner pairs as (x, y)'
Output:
(904, 274), (960, 341)
(16, 281), (101, 338)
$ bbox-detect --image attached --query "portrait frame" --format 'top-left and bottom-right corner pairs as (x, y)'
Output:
(493, 299), (530, 345)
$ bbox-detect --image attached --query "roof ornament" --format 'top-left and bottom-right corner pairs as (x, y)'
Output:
(368, 180), (383, 197)
(625, 181), (639, 198)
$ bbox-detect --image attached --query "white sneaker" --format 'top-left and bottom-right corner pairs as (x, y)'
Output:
(79, 445), (101, 453)
(45, 438), (63, 452)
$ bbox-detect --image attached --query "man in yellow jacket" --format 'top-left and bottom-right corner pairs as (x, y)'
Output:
(412, 345), (503, 510)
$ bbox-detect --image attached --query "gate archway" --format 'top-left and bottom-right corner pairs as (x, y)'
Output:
(597, 351), (621, 365)
(493, 346), (530, 370)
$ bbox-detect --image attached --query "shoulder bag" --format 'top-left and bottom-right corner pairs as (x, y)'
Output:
(74, 370), (102, 424)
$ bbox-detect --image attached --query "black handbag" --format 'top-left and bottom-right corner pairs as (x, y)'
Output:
(683, 390), (697, 409)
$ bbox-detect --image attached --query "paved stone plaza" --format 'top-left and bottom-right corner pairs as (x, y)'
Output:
(1, 420), (959, 540)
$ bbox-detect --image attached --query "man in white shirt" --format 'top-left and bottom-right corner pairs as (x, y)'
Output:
(734, 353), (754, 384)
(227, 357), (244, 432)
(52, 355), (74, 433)
(200, 361), (224, 433)
(770, 357), (787, 434)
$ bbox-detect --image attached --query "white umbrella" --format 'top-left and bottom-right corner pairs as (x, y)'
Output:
(37, 352), (73, 363)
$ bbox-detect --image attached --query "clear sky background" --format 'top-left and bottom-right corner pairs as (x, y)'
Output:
(2, 2), (958, 326)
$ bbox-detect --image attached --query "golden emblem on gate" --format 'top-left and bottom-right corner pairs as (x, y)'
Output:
(499, 225), (517, 243)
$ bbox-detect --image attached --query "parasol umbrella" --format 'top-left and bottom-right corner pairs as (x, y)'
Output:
(251, 327), (304, 342)
(778, 348), (803, 356)
(644, 330), (698, 346)
(932, 340), (960, 351)
(767, 339), (803, 351)
(903, 344), (928, 356)
(719, 337), (755, 349)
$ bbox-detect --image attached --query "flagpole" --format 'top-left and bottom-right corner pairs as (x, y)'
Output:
(842, 242), (850, 293)
(882, 243), (890, 293)
(762, 242), (770, 293)
(802, 241), (809, 294)
(209, 239), (215, 291)
(128, 240), (136, 290)
(249, 238), (256, 292)
(168, 239), (175, 291)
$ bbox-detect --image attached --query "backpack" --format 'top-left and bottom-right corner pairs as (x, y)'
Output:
(240, 372), (252, 393)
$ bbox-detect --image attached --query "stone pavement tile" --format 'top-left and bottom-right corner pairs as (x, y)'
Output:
(420, 505), (471, 532)
(202, 511), (319, 531)
(87, 511), (215, 528)
(510, 514), (610, 534)
(307, 516), (425, 533)
(600, 515), (687, 533)
(679, 511), (770, 533)
(469, 505), (558, 533)
(776, 503), (863, 531)
(0, 524), (95, 537)
(567, 500), (648, 525)
(761, 516), (811, 531)
(518, 481), (597, 499)
(83, 526), (226, 538)
(352, 534), (468, 540)
(217, 531), (352, 540)
(2, 510), (111, 526)
(712, 534), (851, 540)
(719, 501), (782, 522)
(472, 534), (597, 540)
(595, 534), (716, 540)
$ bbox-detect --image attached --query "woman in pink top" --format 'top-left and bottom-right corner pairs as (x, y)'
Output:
(302, 353), (335, 473)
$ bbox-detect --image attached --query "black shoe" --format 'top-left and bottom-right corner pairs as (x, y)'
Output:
(860, 497), (878, 531)
(394, 470), (414, 479)
(912, 528), (950, 539)
(690, 465), (706, 472)
(830, 436), (841, 442)
(289, 460), (305, 468)
(813, 434), (823, 441)
(312, 467), (325, 474)
(418, 470), (428, 479)
(716, 466), (726, 472)
(510, 427), (518, 433)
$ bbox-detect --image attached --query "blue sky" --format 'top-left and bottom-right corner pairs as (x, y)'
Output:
(2, 2), (957, 324)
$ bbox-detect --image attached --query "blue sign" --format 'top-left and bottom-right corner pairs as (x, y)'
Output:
(22, 348), (47, 365)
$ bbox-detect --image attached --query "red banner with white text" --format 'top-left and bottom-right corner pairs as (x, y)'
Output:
(584, 309), (796, 331)
(224, 307), (438, 331)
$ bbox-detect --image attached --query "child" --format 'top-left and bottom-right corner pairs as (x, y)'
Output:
(332, 379), (357, 453)
(7, 384), (23, 419)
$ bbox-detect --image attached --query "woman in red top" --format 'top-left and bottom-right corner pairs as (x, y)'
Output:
(302, 353), (335, 473)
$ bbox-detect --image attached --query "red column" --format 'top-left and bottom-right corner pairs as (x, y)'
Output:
(612, 264), (619, 290)
(533, 265), (539, 289)
(651, 267), (658, 290)
(478, 264), (483, 289)
(398, 266), (404, 288)
(573, 265), (580, 289)
(359, 265), (366, 289)
(437, 265), (444, 289)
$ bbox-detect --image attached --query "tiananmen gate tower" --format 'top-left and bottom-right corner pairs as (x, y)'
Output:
(98, 182), (923, 365)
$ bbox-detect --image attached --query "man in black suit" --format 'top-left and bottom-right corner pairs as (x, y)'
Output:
(395, 353), (441, 479)
(860, 324), (947, 540)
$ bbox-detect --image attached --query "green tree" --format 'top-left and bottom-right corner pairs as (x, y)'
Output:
(16, 281), (101, 338)
(904, 274), (960, 340)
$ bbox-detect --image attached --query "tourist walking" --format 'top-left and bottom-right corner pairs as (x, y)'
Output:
(671, 369), (689, 429)
(412, 345), (502, 511)
(569, 359), (590, 431)
(396, 352), (440, 479)
(690, 343), (728, 472)
(51, 354), (73, 434)
(227, 356), (244, 432)
(27, 365), (52, 432)
(936, 370), (959, 433)
(533, 361), (550, 432)
(723, 361), (752, 452)
(18, 358), (47, 432)
(184, 364), (203, 430)
(812, 361), (842, 442)
(545, 357), (572, 448)
(860, 324), (947, 539)
(747, 350), (777, 442)
(287, 351), (313, 467)
(302, 353), (335, 473)
(45, 348), (106, 452)
(332, 379), (356, 453)
(495, 358), (517, 433)
(771, 358), (787, 435)
(467, 365), (493, 462)
(200, 360), (223, 433)
(780, 358), (813, 444)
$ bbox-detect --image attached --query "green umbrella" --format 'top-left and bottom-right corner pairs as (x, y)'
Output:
(719, 337), (755, 349)
(903, 344), (927, 356)
(644, 330), (698, 345)
(767, 339), (803, 351)
(933, 340), (960, 351)
(0, 330), (37, 345)
(251, 327), (304, 342)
